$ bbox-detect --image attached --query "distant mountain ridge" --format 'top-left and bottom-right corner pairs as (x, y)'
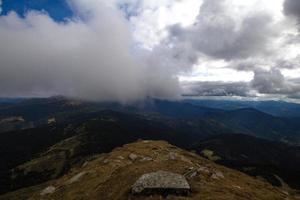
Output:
(185, 99), (300, 118)
(0, 97), (300, 145)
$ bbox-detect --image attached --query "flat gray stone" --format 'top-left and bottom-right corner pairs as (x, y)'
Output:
(40, 186), (56, 196)
(131, 171), (190, 196)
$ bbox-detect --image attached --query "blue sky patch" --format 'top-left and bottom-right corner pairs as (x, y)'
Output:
(1, 0), (74, 21)
(118, 2), (140, 20)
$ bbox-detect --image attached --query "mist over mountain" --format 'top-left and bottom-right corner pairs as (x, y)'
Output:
(0, 1), (180, 102)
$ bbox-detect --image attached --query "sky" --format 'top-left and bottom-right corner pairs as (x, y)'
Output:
(0, 0), (299, 102)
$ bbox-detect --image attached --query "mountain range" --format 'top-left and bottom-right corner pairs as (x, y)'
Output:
(0, 97), (300, 199)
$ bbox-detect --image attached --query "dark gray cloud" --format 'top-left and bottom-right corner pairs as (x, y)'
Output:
(251, 69), (289, 94)
(182, 69), (300, 99)
(250, 69), (300, 97)
(288, 93), (300, 99)
(230, 60), (262, 72)
(182, 81), (252, 97)
(284, 0), (300, 23)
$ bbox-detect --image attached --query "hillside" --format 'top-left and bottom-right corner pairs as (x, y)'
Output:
(204, 108), (300, 144)
(195, 134), (300, 189)
(1, 108), (300, 194)
(1, 140), (299, 200)
(0, 110), (232, 194)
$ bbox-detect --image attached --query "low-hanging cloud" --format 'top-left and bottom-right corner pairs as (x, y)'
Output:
(251, 69), (300, 95)
(0, 0), (180, 102)
(182, 81), (252, 97)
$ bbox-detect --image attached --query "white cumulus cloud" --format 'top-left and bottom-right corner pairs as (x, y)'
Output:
(0, 0), (180, 102)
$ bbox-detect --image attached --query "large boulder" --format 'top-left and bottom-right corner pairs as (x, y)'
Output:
(131, 171), (190, 196)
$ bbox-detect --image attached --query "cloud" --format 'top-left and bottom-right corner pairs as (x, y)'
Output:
(167, 0), (279, 61)
(151, 0), (300, 100)
(251, 69), (300, 95)
(1, 0), (300, 102)
(182, 81), (252, 97)
(122, 0), (201, 49)
(182, 69), (300, 99)
(0, 0), (180, 102)
(251, 69), (289, 94)
(276, 56), (300, 69)
(284, 0), (300, 23)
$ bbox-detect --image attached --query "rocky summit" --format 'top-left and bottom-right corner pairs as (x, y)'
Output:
(131, 171), (190, 195)
(1, 140), (299, 200)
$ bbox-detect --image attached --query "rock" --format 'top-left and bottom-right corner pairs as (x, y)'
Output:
(66, 171), (87, 184)
(103, 159), (109, 164)
(47, 118), (56, 124)
(82, 161), (89, 167)
(169, 152), (177, 160)
(281, 191), (289, 196)
(40, 186), (56, 196)
(131, 171), (190, 196)
(140, 156), (153, 162)
(113, 159), (122, 163)
(232, 185), (242, 190)
(183, 167), (198, 179)
(180, 156), (192, 164)
(211, 171), (225, 180)
(197, 166), (210, 174)
(189, 171), (198, 178)
(129, 153), (138, 161)
(117, 156), (125, 160)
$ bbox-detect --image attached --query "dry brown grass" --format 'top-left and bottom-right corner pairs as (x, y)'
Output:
(1, 140), (299, 200)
